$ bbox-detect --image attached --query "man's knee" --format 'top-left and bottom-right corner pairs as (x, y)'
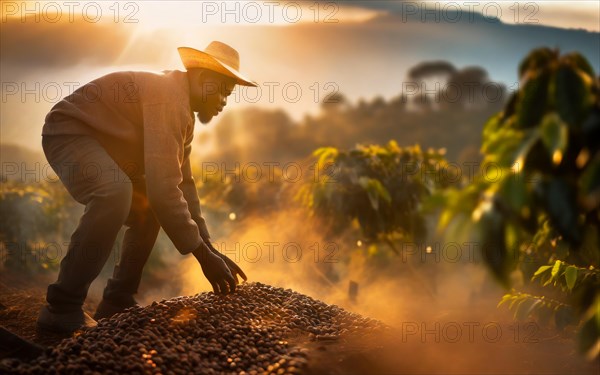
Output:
(92, 182), (133, 216)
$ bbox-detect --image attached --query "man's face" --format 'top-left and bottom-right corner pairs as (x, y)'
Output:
(189, 70), (236, 124)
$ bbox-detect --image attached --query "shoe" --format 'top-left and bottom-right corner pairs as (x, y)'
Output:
(94, 297), (139, 321)
(36, 305), (97, 334)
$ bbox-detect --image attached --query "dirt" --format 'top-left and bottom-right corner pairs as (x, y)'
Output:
(0, 272), (100, 348)
(0, 272), (598, 374)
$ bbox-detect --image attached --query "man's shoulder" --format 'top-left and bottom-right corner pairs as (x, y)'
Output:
(135, 70), (189, 105)
(88, 70), (136, 84)
(89, 70), (185, 86)
(85, 70), (188, 106)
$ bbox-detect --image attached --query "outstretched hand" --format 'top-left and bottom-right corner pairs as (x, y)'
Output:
(193, 243), (237, 294)
(206, 240), (248, 285)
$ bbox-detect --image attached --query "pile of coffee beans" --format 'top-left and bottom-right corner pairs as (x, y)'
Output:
(3, 282), (387, 374)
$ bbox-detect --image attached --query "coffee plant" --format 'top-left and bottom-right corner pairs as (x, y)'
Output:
(298, 141), (453, 253)
(433, 48), (600, 358)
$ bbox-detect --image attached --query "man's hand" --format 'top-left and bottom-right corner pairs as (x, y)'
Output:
(193, 243), (236, 294)
(205, 240), (248, 285)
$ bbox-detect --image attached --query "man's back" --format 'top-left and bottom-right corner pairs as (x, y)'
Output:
(42, 70), (193, 177)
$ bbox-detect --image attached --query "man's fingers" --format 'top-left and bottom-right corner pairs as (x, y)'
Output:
(226, 263), (240, 284)
(228, 262), (247, 282)
(215, 251), (248, 282)
(217, 280), (229, 295)
(237, 267), (248, 282)
(227, 265), (241, 284)
(226, 275), (236, 293)
(210, 281), (220, 295)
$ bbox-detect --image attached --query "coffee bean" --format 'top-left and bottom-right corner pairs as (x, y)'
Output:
(5, 283), (386, 374)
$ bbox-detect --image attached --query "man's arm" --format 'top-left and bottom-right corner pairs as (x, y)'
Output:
(179, 130), (248, 284)
(142, 102), (202, 254)
(179, 141), (211, 242)
(142, 102), (236, 293)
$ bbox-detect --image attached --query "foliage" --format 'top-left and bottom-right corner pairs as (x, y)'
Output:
(196, 163), (285, 223)
(433, 47), (600, 358)
(0, 180), (74, 272)
(297, 141), (453, 252)
(498, 292), (571, 327)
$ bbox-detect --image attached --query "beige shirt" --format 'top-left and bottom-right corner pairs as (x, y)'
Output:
(42, 70), (208, 254)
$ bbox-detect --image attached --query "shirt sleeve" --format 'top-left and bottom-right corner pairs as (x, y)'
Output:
(179, 135), (211, 242)
(142, 102), (203, 254)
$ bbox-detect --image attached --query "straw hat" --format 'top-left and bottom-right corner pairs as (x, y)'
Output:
(177, 41), (258, 87)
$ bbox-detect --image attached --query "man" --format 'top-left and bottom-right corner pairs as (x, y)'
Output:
(36, 41), (254, 333)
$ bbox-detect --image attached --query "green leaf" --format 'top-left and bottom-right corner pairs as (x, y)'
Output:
(562, 52), (596, 81)
(443, 213), (473, 244)
(533, 265), (553, 277)
(543, 179), (582, 246)
(374, 182), (392, 204)
(512, 128), (540, 168)
(477, 203), (511, 287)
(555, 64), (594, 128)
(555, 305), (575, 330)
(358, 177), (391, 211)
(536, 302), (553, 325)
(501, 92), (518, 121)
(313, 147), (339, 170)
(564, 266), (578, 290)
(482, 128), (522, 166)
(497, 293), (514, 307)
(516, 71), (550, 128)
(482, 113), (503, 144)
(504, 222), (520, 256)
(500, 172), (529, 213)
(551, 260), (563, 278)
(580, 158), (600, 209)
(580, 225), (600, 267)
(386, 140), (401, 152)
(518, 48), (557, 78)
(581, 108), (600, 139)
(509, 295), (521, 310)
(515, 298), (542, 321)
(540, 112), (568, 165)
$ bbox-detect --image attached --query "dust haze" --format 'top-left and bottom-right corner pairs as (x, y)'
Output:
(87, 206), (592, 374)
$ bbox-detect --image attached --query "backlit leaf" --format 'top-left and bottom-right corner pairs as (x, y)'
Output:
(533, 265), (552, 277)
(555, 65), (594, 128)
(551, 260), (562, 279)
(540, 112), (568, 165)
(564, 266), (578, 290)
(518, 47), (557, 78)
(515, 298), (542, 321)
(516, 71), (550, 128)
(544, 179), (582, 246)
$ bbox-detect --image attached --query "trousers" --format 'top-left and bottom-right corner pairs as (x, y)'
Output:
(42, 135), (160, 312)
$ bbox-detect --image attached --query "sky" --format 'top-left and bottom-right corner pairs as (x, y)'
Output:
(1, 1), (599, 151)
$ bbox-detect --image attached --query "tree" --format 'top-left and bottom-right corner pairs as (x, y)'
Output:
(298, 141), (453, 252)
(0, 181), (72, 273)
(434, 47), (600, 359)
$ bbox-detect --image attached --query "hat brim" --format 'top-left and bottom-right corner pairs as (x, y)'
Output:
(177, 47), (258, 87)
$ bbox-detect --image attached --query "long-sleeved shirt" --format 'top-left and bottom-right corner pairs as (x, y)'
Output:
(42, 70), (209, 254)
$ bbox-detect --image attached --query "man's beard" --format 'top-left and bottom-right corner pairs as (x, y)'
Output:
(197, 111), (213, 125)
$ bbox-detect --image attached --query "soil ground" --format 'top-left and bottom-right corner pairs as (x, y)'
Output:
(0, 272), (597, 374)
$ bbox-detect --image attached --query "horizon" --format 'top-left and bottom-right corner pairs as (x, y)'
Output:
(2, 1), (599, 151)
